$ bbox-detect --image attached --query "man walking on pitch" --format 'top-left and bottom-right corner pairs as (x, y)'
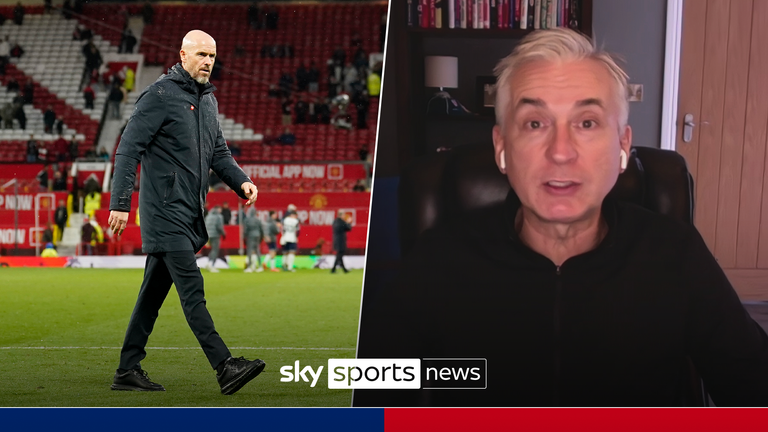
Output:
(108, 30), (265, 395)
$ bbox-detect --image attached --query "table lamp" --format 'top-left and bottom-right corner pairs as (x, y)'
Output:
(425, 56), (470, 116)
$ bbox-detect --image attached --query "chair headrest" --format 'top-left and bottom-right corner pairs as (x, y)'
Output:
(399, 144), (694, 255)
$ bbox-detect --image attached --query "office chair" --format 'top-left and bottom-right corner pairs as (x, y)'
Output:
(397, 142), (707, 406)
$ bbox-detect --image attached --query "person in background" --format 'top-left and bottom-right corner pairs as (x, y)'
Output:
(52, 170), (67, 191)
(1, 101), (13, 129)
(243, 206), (264, 273)
(68, 135), (79, 161)
(278, 127), (296, 145)
(308, 61), (320, 93)
(263, 210), (280, 272)
(83, 83), (95, 110)
(81, 215), (95, 255)
(13, 2), (25, 25)
(141, 1), (154, 25)
(55, 117), (64, 136)
(44, 104), (55, 134)
(352, 179), (366, 192)
(41, 242), (58, 258)
(108, 82), (124, 119)
(280, 210), (299, 272)
(61, 0), (73, 19)
(120, 29), (137, 54)
(331, 211), (352, 274)
(123, 66), (135, 92)
(6, 76), (19, 92)
(354, 90), (370, 129)
(41, 222), (54, 245)
(295, 95), (308, 124)
(0, 35), (10, 76)
(221, 201), (232, 225)
(15, 98), (26, 130)
(54, 199), (68, 242)
(204, 205), (226, 273)
(83, 181), (101, 218)
(26, 134), (38, 163)
(262, 127), (276, 145)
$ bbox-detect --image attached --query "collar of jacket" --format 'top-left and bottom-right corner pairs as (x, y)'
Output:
(499, 188), (624, 275)
(166, 63), (217, 95)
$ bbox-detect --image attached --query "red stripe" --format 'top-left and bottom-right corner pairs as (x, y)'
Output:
(385, 408), (768, 432)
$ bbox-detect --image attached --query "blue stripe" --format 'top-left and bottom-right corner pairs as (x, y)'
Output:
(2, 408), (385, 432)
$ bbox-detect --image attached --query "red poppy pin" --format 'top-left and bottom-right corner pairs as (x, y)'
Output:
(191, 105), (195, 110)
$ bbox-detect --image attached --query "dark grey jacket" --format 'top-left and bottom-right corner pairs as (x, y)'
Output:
(204, 209), (225, 239)
(243, 208), (264, 239)
(110, 63), (252, 253)
(332, 217), (352, 251)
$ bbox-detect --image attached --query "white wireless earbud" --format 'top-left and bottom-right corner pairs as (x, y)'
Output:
(619, 149), (628, 171)
(499, 151), (506, 172)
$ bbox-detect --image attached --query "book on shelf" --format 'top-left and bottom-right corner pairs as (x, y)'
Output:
(547, 0), (555, 29)
(431, 0), (437, 28)
(405, 0), (582, 30)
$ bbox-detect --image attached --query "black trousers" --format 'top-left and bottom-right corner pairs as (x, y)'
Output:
(118, 250), (230, 371)
(332, 248), (347, 272)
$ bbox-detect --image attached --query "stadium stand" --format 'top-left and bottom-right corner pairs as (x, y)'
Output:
(0, 1), (380, 256)
(79, 2), (382, 163)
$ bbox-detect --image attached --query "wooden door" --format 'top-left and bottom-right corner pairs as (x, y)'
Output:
(676, 0), (768, 300)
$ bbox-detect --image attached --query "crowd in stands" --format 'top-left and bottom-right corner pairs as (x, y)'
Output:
(264, 44), (382, 144)
(24, 131), (105, 165)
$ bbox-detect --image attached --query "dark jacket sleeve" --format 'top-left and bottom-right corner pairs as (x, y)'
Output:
(109, 88), (166, 212)
(210, 98), (252, 200)
(683, 227), (768, 406)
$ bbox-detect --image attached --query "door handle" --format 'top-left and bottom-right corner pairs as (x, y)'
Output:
(683, 113), (695, 143)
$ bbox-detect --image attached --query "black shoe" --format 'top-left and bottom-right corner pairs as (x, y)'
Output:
(217, 356), (266, 395)
(110, 369), (166, 391)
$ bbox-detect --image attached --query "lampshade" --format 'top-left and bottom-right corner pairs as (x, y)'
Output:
(424, 56), (458, 89)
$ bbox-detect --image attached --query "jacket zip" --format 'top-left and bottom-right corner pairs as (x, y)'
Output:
(163, 171), (176, 206)
(196, 91), (205, 217)
(553, 265), (562, 406)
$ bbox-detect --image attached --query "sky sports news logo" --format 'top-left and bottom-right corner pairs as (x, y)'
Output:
(280, 358), (487, 389)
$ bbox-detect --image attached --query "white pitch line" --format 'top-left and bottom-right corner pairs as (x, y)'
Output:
(0, 346), (355, 351)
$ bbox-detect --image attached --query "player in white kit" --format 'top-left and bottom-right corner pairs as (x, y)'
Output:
(280, 211), (300, 272)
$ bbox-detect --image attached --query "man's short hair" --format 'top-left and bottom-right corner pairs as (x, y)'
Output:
(493, 28), (629, 131)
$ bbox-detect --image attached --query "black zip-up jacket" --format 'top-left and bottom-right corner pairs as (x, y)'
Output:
(110, 63), (252, 253)
(354, 191), (768, 407)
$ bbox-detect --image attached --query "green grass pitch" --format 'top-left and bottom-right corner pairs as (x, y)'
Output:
(0, 267), (363, 407)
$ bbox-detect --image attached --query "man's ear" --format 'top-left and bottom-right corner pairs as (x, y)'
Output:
(492, 125), (506, 173)
(179, 49), (186, 64)
(620, 124), (632, 161)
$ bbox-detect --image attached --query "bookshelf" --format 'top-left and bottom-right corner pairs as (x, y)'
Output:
(385, 0), (593, 173)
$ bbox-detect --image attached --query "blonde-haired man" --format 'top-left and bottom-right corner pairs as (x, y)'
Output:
(355, 29), (768, 407)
